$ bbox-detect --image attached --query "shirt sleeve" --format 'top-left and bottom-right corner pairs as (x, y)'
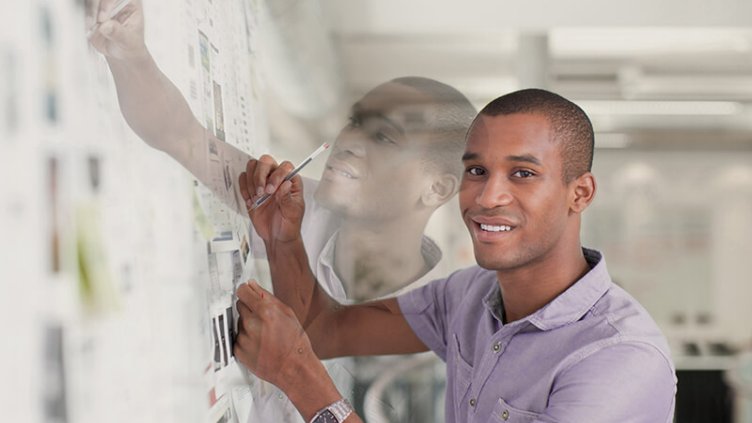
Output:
(397, 268), (477, 362)
(538, 341), (677, 423)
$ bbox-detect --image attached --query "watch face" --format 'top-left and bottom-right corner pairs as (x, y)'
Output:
(312, 410), (338, 423)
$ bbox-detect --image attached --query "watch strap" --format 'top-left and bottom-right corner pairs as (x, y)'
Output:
(310, 398), (353, 423)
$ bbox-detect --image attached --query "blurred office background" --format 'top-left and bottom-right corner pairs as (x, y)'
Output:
(2, 0), (752, 422)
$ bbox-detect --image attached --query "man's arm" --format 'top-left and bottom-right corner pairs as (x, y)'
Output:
(89, 0), (252, 215)
(268, 237), (428, 359)
(239, 157), (429, 359)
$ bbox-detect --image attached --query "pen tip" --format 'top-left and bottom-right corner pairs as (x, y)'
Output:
(323, 143), (330, 149)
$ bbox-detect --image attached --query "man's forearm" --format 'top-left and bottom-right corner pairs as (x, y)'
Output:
(265, 237), (335, 328)
(107, 54), (254, 215)
(280, 341), (362, 423)
(107, 54), (203, 157)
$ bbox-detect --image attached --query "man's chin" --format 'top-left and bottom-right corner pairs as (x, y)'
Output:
(474, 253), (521, 272)
(313, 185), (349, 215)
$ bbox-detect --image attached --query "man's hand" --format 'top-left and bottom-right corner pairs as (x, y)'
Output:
(234, 281), (312, 389)
(87, 0), (148, 62)
(239, 155), (305, 245)
(234, 281), (363, 422)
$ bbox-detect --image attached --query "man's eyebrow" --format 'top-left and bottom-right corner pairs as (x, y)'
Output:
(462, 152), (479, 161)
(462, 152), (542, 166)
(351, 103), (405, 135)
(506, 154), (542, 166)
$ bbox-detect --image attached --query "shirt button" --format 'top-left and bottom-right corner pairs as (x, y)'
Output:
(501, 409), (510, 420)
(492, 342), (501, 353)
(469, 398), (476, 407)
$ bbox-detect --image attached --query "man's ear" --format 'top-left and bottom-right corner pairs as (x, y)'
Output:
(421, 173), (459, 208)
(569, 172), (596, 214)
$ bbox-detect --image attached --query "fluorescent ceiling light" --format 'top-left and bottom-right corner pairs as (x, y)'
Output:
(579, 100), (743, 116)
(551, 28), (751, 56)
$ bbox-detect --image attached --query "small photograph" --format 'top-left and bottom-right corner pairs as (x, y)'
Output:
(208, 138), (219, 157)
(207, 253), (221, 293)
(42, 325), (68, 423)
(213, 81), (225, 141)
(40, 6), (58, 123)
(198, 30), (210, 72)
(222, 161), (232, 192)
(212, 231), (233, 242)
(231, 250), (242, 287)
(212, 316), (221, 372)
(239, 235), (249, 264)
(47, 157), (60, 273)
(218, 313), (229, 366)
(224, 306), (235, 359)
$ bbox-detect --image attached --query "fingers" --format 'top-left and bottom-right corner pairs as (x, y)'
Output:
(237, 280), (274, 311)
(236, 299), (253, 320)
(275, 173), (303, 199)
(238, 171), (250, 206)
(274, 180), (293, 201)
(240, 159), (258, 207)
(87, 0), (142, 52)
(265, 161), (295, 194)
(97, 0), (127, 23)
(242, 156), (298, 211)
(253, 155), (277, 198)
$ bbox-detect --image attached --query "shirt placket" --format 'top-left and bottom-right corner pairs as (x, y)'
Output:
(465, 325), (522, 421)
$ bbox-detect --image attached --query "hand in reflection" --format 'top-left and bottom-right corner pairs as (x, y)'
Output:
(234, 280), (312, 388)
(86, 0), (148, 61)
(239, 155), (305, 245)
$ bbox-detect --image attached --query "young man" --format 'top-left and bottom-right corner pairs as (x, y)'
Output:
(235, 89), (677, 423)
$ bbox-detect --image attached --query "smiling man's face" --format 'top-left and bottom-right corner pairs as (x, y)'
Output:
(314, 82), (440, 222)
(460, 113), (574, 272)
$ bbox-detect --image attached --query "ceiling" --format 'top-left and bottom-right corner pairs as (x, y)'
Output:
(262, 0), (752, 151)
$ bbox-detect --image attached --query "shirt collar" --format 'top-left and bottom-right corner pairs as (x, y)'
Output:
(483, 248), (612, 331)
(317, 230), (443, 298)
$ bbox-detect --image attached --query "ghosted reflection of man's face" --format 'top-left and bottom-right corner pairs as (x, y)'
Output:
(314, 82), (438, 222)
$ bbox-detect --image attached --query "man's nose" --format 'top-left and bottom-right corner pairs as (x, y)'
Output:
(476, 175), (513, 209)
(334, 129), (366, 158)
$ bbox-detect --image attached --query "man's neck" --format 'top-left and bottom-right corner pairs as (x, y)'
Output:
(334, 218), (431, 301)
(496, 244), (591, 324)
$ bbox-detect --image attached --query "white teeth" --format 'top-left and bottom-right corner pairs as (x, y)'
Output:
(480, 223), (512, 232)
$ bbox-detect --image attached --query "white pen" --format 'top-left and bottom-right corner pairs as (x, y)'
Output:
(86, 0), (132, 38)
(250, 143), (331, 210)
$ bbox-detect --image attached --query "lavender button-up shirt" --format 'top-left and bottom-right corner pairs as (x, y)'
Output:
(398, 249), (676, 422)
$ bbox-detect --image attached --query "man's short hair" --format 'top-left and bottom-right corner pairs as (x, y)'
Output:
(390, 77), (477, 178)
(477, 88), (594, 182)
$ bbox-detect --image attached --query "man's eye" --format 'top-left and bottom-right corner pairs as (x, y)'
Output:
(373, 132), (396, 144)
(513, 170), (535, 178)
(347, 116), (361, 128)
(466, 166), (485, 176)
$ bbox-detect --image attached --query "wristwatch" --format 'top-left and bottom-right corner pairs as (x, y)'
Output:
(309, 398), (353, 423)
